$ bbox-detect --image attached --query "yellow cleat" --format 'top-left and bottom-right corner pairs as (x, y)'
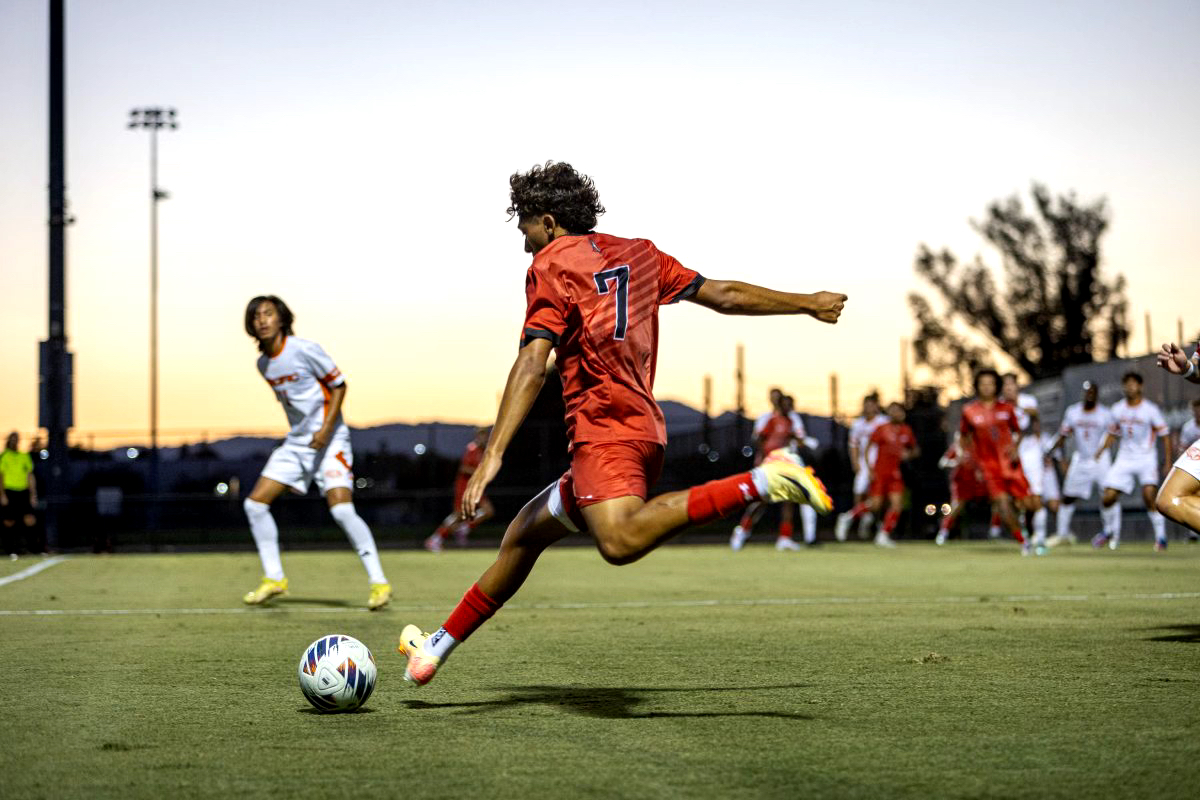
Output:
(760, 449), (833, 513)
(397, 624), (441, 686)
(243, 576), (288, 605)
(368, 582), (392, 611)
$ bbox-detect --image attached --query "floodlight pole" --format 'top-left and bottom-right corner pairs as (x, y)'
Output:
(127, 107), (176, 504)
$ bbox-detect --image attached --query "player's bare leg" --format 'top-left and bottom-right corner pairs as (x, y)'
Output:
(243, 477), (291, 604)
(775, 502), (800, 551)
(1096, 488), (1123, 550)
(990, 493), (1030, 554)
(936, 500), (967, 545)
(1156, 469), (1200, 533)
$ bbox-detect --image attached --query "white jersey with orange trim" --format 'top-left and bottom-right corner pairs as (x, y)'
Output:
(849, 413), (885, 471)
(1059, 403), (1114, 460)
(257, 336), (348, 444)
(1108, 398), (1168, 460)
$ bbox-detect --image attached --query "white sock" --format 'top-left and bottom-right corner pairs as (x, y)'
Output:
(749, 468), (769, 497)
(1057, 504), (1076, 538)
(329, 502), (386, 584)
(244, 498), (284, 581)
(1032, 508), (1048, 546)
(427, 627), (459, 661)
(1148, 510), (1166, 541)
(801, 505), (817, 543)
(1101, 503), (1121, 539)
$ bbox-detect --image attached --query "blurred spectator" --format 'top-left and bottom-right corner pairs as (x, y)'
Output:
(1, 431), (39, 557)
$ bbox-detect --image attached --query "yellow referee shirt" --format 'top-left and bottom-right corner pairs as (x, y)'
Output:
(0, 449), (33, 491)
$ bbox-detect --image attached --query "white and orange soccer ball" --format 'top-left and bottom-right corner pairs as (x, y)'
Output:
(297, 634), (377, 713)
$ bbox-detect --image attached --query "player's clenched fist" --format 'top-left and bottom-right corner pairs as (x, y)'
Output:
(810, 291), (848, 324)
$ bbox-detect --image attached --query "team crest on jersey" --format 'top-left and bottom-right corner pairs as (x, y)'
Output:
(1187, 446), (1200, 461)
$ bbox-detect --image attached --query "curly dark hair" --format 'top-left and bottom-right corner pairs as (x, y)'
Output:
(973, 368), (1001, 395)
(506, 161), (605, 233)
(244, 295), (295, 353)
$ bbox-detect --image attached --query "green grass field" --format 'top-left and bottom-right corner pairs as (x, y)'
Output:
(2, 541), (1198, 799)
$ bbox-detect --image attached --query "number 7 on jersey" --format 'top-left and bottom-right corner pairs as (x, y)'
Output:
(593, 265), (630, 340)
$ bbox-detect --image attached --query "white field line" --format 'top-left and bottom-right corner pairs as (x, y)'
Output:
(1, 590), (1198, 617)
(0, 556), (68, 588)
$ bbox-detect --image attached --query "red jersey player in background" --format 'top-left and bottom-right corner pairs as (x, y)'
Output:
(397, 161), (846, 686)
(425, 427), (495, 552)
(861, 402), (918, 548)
(729, 389), (806, 552)
(958, 369), (1030, 554)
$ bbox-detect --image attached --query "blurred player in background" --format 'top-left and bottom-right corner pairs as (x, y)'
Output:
(1155, 341), (1200, 534)
(935, 432), (989, 545)
(959, 369), (1028, 554)
(1037, 418), (1063, 533)
(241, 295), (391, 610)
(1093, 372), (1169, 551)
(1174, 397), (1200, 459)
(1002, 374), (1048, 551)
(426, 427), (495, 552)
(1, 431), (38, 559)
(835, 393), (885, 541)
(730, 392), (811, 551)
(397, 161), (844, 686)
(861, 401), (918, 548)
(1043, 381), (1114, 546)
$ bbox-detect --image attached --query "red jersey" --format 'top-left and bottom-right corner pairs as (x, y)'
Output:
(458, 441), (483, 477)
(959, 400), (1019, 467)
(758, 413), (797, 453)
(522, 233), (703, 447)
(869, 422), (916, 474)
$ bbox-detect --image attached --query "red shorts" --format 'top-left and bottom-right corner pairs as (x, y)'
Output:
(548, 441), (665, 532)
(869, 467), (906, 498)
(951, 466), (989, 504)
(979, 460), (1029, 500)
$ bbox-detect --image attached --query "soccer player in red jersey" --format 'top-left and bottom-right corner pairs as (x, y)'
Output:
(861, 402), (918, 547)
(958, 369), (1030, 553)
(397, 161), (846, 685)
(425, 427), (494, 552)
(730, 390), (806, 552)
(935, 434), (990, 545)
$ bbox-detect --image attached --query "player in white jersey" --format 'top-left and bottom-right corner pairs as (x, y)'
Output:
(732, 391), (814, 551)
(1042, 381), (1114, 545)
(241, 296), (392, 609)
(834, 393), (884, 541)
(1176, 398), (1200, 459)
(1155, 341), (1200, 534)
(1092, 372), (1170, 550)
(1039, 426), (1062, 510)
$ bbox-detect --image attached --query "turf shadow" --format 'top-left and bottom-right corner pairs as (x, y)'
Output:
(272, 597), (356, 608)
(1142, 623), (1200, 643)
(403, 684), (814, 721)
(296, 706), (379, 715)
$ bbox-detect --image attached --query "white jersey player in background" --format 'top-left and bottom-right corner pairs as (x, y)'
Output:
(1093, 371), (1170, 551)
(1042, 381), (1114, 546)
(835, 393), (884, 541)
(1155, 341), (1200, 534)
(241, 295), (392, 609)
(1002, 374), (1047, 549)
(1176, 397), (1200, 459)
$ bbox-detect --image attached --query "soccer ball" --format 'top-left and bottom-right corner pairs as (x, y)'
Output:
(297, 634), (377, 713)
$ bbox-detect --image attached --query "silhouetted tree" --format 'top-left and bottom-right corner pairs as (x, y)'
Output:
(909, 184), (1129, 389)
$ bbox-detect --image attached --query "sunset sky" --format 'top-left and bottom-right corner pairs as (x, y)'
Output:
(1, 1), (1197, 446)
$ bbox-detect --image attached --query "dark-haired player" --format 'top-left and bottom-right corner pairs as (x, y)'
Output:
(426, 427), (495, 552)
(241, 295), (391, 610)
(1093, 372), (1169, 550)
(959, 369), (1029, 554)
(730, 390), (807, 551)
(1155, 341), (1200, 533)
(862, 402), (918, 547)
(397, 161), (846, 685)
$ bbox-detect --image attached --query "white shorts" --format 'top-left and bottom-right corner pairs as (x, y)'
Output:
(1061, 452), (1111, 500)
(1018, 447), (1044, 496)
(261, 429), (354, 495)
(853, 468), (871, 496)
(1171, 439), (1200, 482)
(1103, 453), (1160, 495)
(1041, 464), (1061, 502)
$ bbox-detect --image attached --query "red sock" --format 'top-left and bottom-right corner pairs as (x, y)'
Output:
(687, 472), (761, 525)
(737, 510), (755, 529)
(1010, 525), (1025, 544)
(883, 509), (900, 533)
(938, 515), (952, 532)
(434, 525), (452, 540)
(778, 519), (794, 539)
(990, 513), (1001, 528)
(442, 583), (502, 642)
(851, 502), (869, 518)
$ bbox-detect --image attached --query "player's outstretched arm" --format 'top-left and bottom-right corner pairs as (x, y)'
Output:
(460, 337), (554, 519)
(688, 280), (847, 323)
(1157, 342), (1200, 384)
